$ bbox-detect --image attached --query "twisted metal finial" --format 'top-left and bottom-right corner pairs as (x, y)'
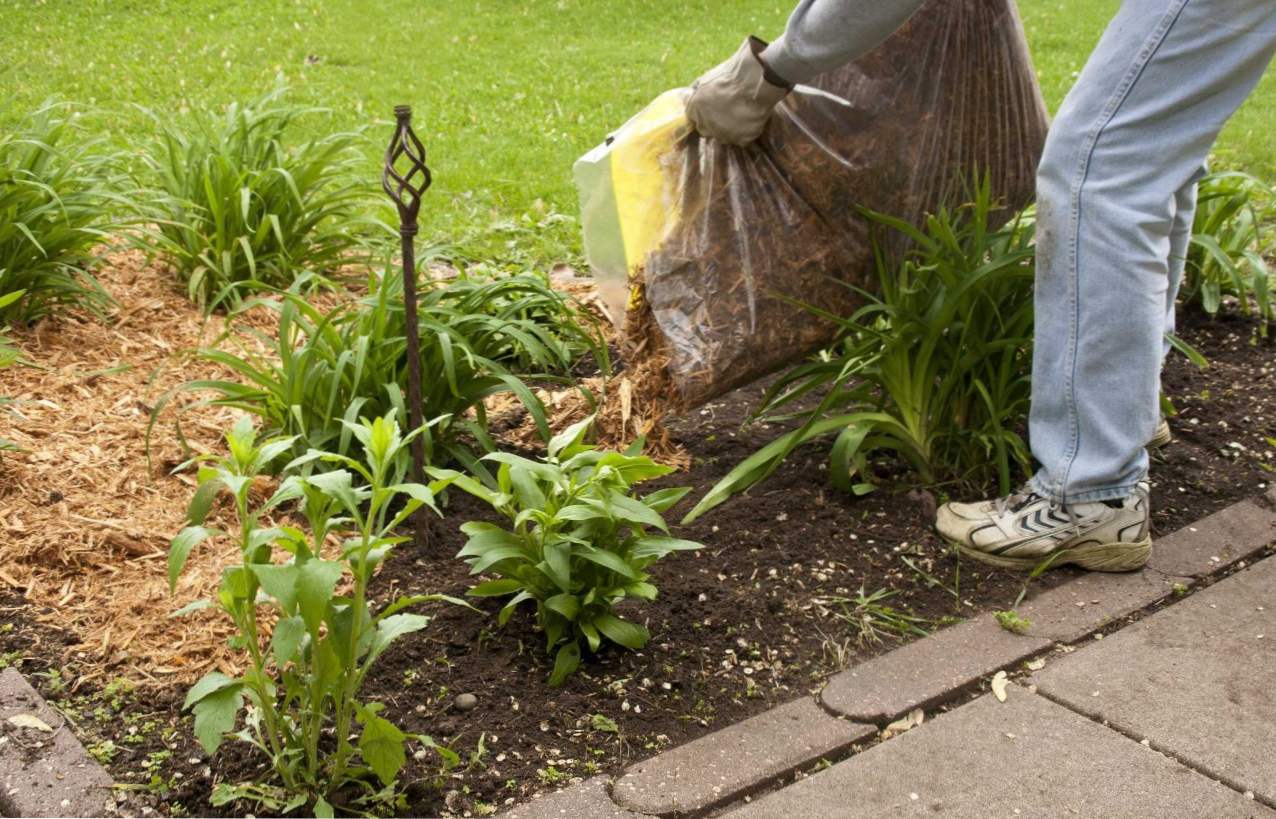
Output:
(383, 105), (432, 236)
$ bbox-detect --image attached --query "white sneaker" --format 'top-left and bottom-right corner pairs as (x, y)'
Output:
(1148, 417), (1172, 449)
(935, 482), (1152, 572)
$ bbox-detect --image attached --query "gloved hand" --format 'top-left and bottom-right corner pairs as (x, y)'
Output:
(686, 36), (792, 146)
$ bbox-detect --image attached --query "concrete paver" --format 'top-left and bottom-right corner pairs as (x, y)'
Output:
(725, 691), (1271, 818)
(1015, 566), (1189, 642)
(612, 697), (872, 816)
(1147, 499), (1276, 578)
(1034, 555), (1276, 806)
(0, 668), (115, 818)
(820, 614), (1049, 722)
(502, 775), (644, 819)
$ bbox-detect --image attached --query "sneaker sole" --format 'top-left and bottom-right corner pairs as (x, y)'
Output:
(1147, 428), (1173, 449)
(952, 535), (1152, 573)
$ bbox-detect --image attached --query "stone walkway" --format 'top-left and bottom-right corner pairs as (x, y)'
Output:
(508, 490), (1276, 819)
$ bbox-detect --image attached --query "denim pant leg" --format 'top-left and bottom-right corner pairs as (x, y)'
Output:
(1029, 0), (1276, 504)
(1163, 167), (1206, 361)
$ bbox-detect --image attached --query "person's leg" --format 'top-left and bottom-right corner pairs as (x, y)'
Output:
(1162, 167), (1207, 361)
(937, 0), (1276, 571)
(1029, 0), (1276, 505)
(1147, 166), (1205, 448)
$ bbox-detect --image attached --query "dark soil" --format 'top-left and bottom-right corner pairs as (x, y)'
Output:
(2, 309), (1272, 818)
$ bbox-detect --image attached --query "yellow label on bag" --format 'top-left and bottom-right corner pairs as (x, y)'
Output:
(608, 90), (688, 278)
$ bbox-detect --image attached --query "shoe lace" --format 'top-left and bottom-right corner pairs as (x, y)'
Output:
(993, 486), (1081, 533)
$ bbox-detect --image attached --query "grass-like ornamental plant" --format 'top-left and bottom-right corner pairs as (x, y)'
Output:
(1181, 170), (1273, 332)
(156, 264), (606, 478)
(168, 414), (464, 816)
(430, 417), (701, 686)
(135, 88), (381, 311)
(0, 290), (25, 455)
(686, 181), (1036, 522)
(0, 105), (121, 324)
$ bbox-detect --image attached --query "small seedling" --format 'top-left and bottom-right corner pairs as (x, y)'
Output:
(819, 585), (932, 647)
(994, 610), (1031, 634)
(590, 713), (619, 734)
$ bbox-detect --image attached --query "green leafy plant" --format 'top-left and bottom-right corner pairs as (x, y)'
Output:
(686, 181), (1036, 522)
(431, 416), (701, 686)
(168, 413), (464, 815)
(134, 88), (382, 310)
(154, 264), (606, 478)
(993, 609), (1031, 635)
(1181, 170), (1274, 331)
(0, 105), (122, 324)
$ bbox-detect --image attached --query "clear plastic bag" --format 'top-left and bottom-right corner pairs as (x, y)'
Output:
(575, 0), (1049, 409)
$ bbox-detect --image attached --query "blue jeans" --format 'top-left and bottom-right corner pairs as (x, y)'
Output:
(1028, 0), (1276, 504)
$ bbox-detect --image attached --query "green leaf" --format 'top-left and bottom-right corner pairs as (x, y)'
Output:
(367, 613), (429, 665)
(358, 709), (407, 786)
(605, 490), (669, 531)
(548, 641), (581, 687)
(499, 591), (533, 626)
(541, 539), (572, 591)
(249, 564), (300, 612)
(641, 486), (692, 513)
(630, 537), (703, 561)
(548, 415), (594, 459)
(168, 526), (218, 593)
(507, 464), (547, 510)
(456, 523), (524, 558)
(312, 796), (334, 819)
(184, 671), (240, 710)
(271, 615), (306, 666)
(305, 469), (361, 514)
(594, 613), (649, 649)
(191, 684), (243, 755)
(624, 581), (659, 601)
(580, 619), (601, 652)
(468, 578), (524, 597)
(544, 593), (580, 621)
(186, 478), (223, 525)
(296, 560), (344, 631)
(576, 546), (639, 580)
(468, 545), (530, 574)
(169, 599), (213, 618)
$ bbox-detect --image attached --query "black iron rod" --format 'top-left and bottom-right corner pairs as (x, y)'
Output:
(382, 104), (432, 548)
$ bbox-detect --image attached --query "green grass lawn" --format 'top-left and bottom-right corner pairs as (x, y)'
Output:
(4, 0), (1273, 265)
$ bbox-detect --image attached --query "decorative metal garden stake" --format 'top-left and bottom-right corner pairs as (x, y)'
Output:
(383, 105), (432, 546)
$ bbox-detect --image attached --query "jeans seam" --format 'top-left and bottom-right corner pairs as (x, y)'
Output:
(1055, 0), (1192, 503)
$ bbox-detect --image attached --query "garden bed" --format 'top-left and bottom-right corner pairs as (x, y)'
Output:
(1, 254), (1272, 816)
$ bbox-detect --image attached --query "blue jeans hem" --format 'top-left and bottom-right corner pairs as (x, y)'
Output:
(1028, 472), (1143, 505)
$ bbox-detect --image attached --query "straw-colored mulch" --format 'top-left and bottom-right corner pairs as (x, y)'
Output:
(0, 251), (684, 686)
(0, 246), (256, 686)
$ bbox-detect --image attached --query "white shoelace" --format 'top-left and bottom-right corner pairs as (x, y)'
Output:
(993, 487), (1081, 534)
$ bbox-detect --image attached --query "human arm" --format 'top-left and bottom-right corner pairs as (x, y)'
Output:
(686, 0), (925, 145)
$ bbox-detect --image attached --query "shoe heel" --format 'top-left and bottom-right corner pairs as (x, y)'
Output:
(1073, 537), (1152, 572)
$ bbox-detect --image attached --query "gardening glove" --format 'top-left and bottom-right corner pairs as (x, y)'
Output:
(686, 36), (792, 146)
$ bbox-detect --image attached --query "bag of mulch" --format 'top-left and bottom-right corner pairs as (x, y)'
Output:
(574, 0), (1049, 410)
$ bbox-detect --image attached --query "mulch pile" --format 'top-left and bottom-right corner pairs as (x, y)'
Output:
(0, 245), (259, 685)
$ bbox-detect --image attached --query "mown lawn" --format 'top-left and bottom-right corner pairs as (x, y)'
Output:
(5, 0), (1273, 264)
